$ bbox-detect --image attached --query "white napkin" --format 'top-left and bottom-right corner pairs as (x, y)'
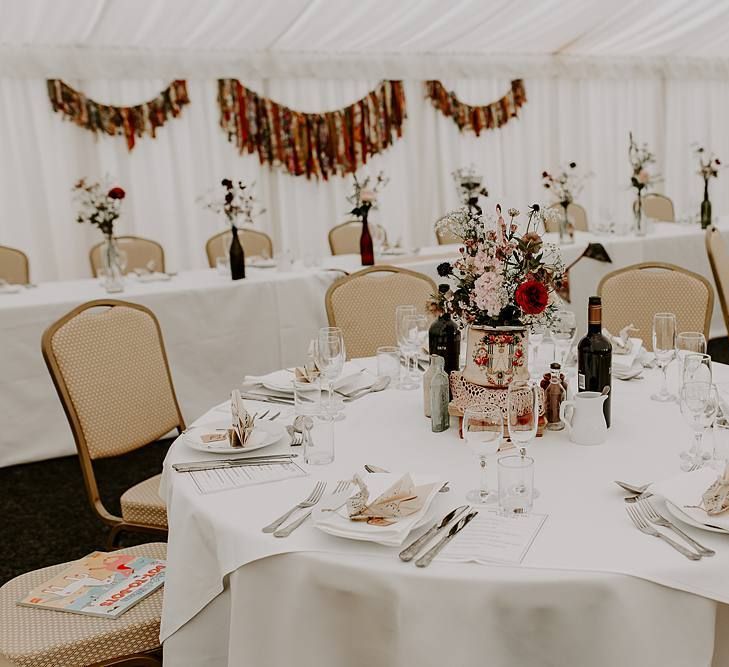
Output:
(651, 468), (729, 530)
(611, 338), (643, 372)
(244, 362), (374, 395)
(311, 473), (443, 546)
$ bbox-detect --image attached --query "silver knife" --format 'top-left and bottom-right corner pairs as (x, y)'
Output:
(239, 393), (295, 406)
(415, 511), (478, 568)
(399, 505), (468, 562)
(173, 455), (294, 473)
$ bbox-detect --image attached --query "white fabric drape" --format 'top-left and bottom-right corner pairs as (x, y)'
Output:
(1, 75), (727, 282)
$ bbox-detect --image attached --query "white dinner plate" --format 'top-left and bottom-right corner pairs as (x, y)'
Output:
(248, 258), (277, 269)
(0, 284), (22, 295)
(664, 499), (729, 534)
(613, 359), (643, 381)
(182, 420), (285, 454)
(380, 248), (408, 256)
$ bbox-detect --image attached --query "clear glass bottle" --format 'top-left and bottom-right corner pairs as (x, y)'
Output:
(430, 356), (450, 433)
(423, 354), (439, 418)
(545, 362), (566, 431)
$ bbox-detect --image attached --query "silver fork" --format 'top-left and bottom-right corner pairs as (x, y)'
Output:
(275, 480), (352, 537)
(266, 411), (281, 421)
(321, 479), (353, 512)
(636, 499), (715, 557)
(625, 504), (701, 560)
(262, 481), (327, 533)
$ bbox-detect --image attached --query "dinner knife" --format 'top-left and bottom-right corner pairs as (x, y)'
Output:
(399, 505), (468, 562)
(239, 392), (295, 406)
(414, 511), (478, 568)
(173, 454), (295, 473)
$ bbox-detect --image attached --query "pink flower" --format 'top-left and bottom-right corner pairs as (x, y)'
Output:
(360, 189), (376, 203)
(472, 271), (505, 318)
(637, 169), (650, 185)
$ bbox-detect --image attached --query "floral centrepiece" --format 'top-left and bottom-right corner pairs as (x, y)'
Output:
(628, 132), (660, 236)
(694, 145), (722, 229)
(347, 171), (388, 221)
(200, 179), (265, 229)
(453, 166), (488, 215)
(434, 205), (564, 387)
(542, 162), (591, 244)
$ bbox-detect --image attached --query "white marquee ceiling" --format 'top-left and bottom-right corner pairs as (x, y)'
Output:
(2, 0), (729, 78)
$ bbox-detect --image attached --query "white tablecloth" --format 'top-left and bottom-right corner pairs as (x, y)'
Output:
(160, 359), (729, 667)
(1, 221), (726, 468)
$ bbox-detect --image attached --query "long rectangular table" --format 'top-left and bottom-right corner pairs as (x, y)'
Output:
(0, 221), (725, 468)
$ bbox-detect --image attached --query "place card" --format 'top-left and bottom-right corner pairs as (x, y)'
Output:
(188, 461), (307, 495)
(439, 510), (547, 565)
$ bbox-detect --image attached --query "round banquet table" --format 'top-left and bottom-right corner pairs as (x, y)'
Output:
(160, 359), (729, 667)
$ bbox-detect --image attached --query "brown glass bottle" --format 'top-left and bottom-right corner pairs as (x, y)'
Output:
(577, 296), (612, 426)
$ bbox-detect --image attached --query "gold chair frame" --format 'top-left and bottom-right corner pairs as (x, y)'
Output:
(89, 236), (166, 277)
(638, 193), (675, 222)
(205, 229), (274, 267)
(41, 300), (185, 548)
(0, 244), (30, 284)
(706, 226), (729, 336)
(435, 226), (462, 245)
(597, 261), (714, 343)
(327, 220), (388, 255)
(547, 202), (589, 232)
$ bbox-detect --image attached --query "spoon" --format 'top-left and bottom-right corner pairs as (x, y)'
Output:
(601, 385), (610, 396)
(342, 376), (390, 401)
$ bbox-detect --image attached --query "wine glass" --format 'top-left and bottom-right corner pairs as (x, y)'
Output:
(651, 312), (677, 402)
(402, 315), (428, 388)
(528, 325), (545, 378)
(550, 310), (576, 368)
(395, 305), (416, 389)
(506, 381), (540, 496)
(677, 332), (707, 396)
(463, 407), (502, 504)
(681, 352), (712, 386)
(315, 327), (346, 421)
(679, 381), (716, 470)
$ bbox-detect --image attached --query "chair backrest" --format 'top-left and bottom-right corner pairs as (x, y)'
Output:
(640, 193), (675, 222)
(0, 245), (29, 284)
(546, 203), (589, 232)
(325, 266), (436, 358)
(435, 226), (462, 245)
(706, 226), (729, 336)
(205, 229), (274, 267)
(89, 236), (165, 277)
(597, 262), (714, 348)
(328, 220), (388, 255)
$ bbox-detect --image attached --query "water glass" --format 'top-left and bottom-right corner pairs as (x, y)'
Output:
(304, 416), (335, 465)
(679, 381), (716, 470)
(498, 455), (535, 516)
(652, 312), (677, 402)
(550, 310), (576, 367)
(376, 346), (400, 384)
(713, 417), (729, 466)
(215, 256), (230, 276)
(677, 332), (707, 395)
(293, 379), (321, 416)
(395, 305), (417, 389)
(463, 407), (502, 504)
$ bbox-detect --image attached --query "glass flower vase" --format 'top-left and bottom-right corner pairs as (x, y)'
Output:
(634, 192), (647, 237)
(101, 235), (125, 293)
(559, 203), (574, 245)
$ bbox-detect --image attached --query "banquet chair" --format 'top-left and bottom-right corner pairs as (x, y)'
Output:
(597, 262), (713, 348)
(639, 193), (675, 222)
(205, 229), (274, 267)
(328, 220), (388, 255)
(42, 300), (186, 548)
(0, 543), (165, 667)
(0, 244), (30, 284)
(546, 203), (589, 232)
(435, 226), (462, 245)
(89, 236), (165, 277)
(325, 265), (436, 358)
(706, 226), (729, 335)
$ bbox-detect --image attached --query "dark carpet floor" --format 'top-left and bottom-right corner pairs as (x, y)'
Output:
(2, 337), (728, 585)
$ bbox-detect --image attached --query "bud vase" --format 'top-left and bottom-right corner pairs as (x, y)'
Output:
(701, 180), (712, 229)
(634, 192), (647, 237)
(359, 208), (374, 266)
(462, 325), (529, 388)
(101, 235), (124, 293)
(559, 202), (574, 245)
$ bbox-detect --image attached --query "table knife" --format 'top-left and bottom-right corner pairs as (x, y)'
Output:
(239, 393), (295, 406)
(399, 505), (468, 562)
(414, 511), (478, 568)
(173, 454), (294, 473)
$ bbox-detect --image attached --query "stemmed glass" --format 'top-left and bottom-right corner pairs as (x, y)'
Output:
(506, 381), (540, 496)
(679, 381), (716, 470)
(677, 332), (707, 397)
(403, 315), (428, 385)
(550, 310), (576, 368)
(682, 352), (712, 385)
(651, 312), (677, 402)
(463, 407), (502, 504)
(315, 327), (346, 421)
(528, 325), (545, 378)
(395, 305), (416, 389)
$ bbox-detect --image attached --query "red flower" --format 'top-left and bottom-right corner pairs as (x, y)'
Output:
(108, 187), (125, 200)
(515, 279), (549, 315)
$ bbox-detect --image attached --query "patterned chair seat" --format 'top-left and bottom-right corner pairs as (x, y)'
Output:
(120, 475), (167, 529)
(0, 543), (166, 667)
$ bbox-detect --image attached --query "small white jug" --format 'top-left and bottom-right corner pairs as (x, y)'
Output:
(559, 391), (608, 446)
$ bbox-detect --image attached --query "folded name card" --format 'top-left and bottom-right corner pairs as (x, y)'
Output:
(231, 389), (255, 448)
(346, 473), (434, 526)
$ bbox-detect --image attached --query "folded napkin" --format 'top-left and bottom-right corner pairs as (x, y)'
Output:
(346, 473), (431, 526)
(294, 361), (320, 383)
(244, 362), (373, 396)
(230, 389), (255, 447)
(703, 463), (729, 515)
(603, 325), (638, 355)
(312, 473), (442, 546)
(651, 467), (729, 530)
(611, 338), (644, 373)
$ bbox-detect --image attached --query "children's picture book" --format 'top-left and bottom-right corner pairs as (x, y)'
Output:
(18, 551), (166, 618)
